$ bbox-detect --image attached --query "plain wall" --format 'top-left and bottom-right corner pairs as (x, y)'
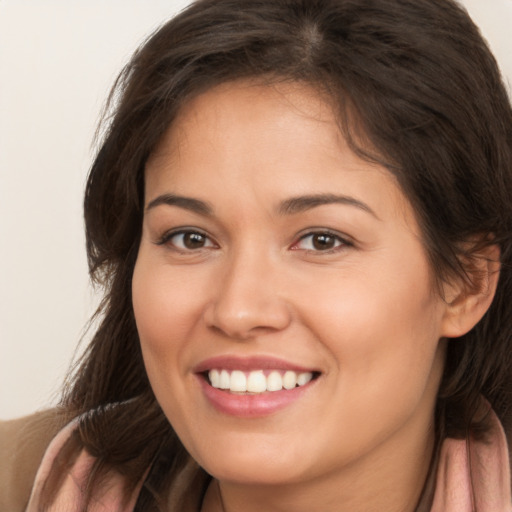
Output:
(0, 0), (192, 419)
(1, 0), (511, 419)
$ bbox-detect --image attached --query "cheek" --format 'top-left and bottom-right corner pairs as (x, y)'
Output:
(131, 255), (205, 438)
(132, 253), (204, 349)
(131, 253), (198, 398)
(299, 254), (444, 400)
(298, 275), (444, 463)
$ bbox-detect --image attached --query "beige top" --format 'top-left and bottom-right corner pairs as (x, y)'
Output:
(1, 408), (511, 512)
(0, 410), (66, 512)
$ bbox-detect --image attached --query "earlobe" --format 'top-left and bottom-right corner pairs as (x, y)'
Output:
(440, 244), (501, 338)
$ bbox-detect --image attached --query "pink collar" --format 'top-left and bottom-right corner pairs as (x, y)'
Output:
(26, 408), (512, 511)
(430, 407), (511, 511)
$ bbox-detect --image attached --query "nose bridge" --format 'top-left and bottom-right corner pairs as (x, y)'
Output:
(205, 242), (291, 338)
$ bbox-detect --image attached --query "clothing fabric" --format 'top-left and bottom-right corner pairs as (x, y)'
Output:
(25, 419), (145, 512)
(24, 409), (512, 512)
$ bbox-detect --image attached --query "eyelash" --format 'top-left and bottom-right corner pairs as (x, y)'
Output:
(155, 228), (352, 254)
(291, 230), (352, 254)
(156, 229), (216, 252)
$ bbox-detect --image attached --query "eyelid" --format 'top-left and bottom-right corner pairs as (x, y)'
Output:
(290, 229), (353, 252)
(155, 227), (218, 250)
(153, 226), (353, 254)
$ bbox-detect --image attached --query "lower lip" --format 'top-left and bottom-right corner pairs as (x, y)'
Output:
(198, 376), (316, 418)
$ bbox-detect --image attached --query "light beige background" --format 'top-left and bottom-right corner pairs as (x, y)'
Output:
(1, 0), (511, 419)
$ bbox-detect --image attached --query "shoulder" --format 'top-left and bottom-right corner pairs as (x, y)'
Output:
(0, 409), (68, 512)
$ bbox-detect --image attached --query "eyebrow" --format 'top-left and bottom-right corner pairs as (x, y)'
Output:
(278, 193), (378, 218)
(145, 192), (378, 219)
(146, 193), (213, 216)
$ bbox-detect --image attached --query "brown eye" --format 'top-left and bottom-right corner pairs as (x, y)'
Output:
(163, 230), (216, 251)
(183, 232), (207, 249)
(293, 231), (348, 252)
(311, 234), (337, 250)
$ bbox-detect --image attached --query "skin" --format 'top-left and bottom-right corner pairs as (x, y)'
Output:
(132, 81), (484, 512)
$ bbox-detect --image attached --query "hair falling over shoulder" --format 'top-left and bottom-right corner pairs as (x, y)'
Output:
(57, 0), (512, 508)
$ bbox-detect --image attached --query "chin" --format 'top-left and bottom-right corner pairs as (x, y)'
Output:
(205, 458), (304, 486)
(190, 434), (309, 485)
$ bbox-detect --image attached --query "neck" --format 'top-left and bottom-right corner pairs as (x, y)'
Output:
(202, 425), (436, 512)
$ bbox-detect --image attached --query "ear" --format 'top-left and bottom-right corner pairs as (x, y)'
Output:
(440, 244), (501, 338)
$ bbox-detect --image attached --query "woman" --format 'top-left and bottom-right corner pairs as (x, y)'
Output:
(2, 0), (511, 510)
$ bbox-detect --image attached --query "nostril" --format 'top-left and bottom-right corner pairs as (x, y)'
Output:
(204, 305), (293, 341)
(202, 278), (293, 339)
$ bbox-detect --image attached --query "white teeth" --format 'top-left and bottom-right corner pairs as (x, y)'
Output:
(267, 371), (283, 391)
(207, 369), (314, 394)
(219, 369), (230, 389)
(283, 371), (297, 390)
(247, 370), (267, 393)
(230, 370), (247, 392)
(297, 372), (313, 386)
(209, 369), (220, 388)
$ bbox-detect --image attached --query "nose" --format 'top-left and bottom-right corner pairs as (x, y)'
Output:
(203, 251), (292, 340)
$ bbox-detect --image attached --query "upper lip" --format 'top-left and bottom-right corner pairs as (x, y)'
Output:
(193, 355), (318, 374)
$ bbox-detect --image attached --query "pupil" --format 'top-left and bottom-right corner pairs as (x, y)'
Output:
(184, 233), (205, 249)
(313, 234), (334, 250)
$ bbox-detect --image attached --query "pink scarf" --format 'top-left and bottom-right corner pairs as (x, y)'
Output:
(26, 410), (512, 512)
(430, 408), (512, 511)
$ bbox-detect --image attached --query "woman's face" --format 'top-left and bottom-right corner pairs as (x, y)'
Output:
(132, 81), (452, 489)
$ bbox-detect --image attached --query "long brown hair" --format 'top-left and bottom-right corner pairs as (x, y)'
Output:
(60, 0), (512, 507)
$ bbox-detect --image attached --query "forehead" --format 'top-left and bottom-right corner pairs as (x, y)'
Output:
(144, 80), (413, 226)
(147, 80), (341, 168)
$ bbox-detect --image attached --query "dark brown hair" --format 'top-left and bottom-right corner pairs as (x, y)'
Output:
(60, 0), (512, 507)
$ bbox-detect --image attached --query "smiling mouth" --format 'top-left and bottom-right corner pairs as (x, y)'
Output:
(205, 369), (320, 394)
